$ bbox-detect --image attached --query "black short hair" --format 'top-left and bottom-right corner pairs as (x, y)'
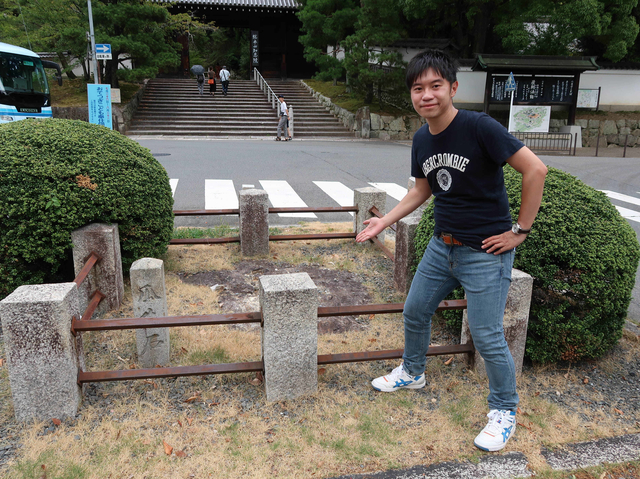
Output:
(406, 49), (459, 89)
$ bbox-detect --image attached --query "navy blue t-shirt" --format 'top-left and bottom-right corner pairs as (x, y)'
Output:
(411, 109), (524, 251)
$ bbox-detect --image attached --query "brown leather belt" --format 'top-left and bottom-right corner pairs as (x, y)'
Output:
(438, 233), (464, 246)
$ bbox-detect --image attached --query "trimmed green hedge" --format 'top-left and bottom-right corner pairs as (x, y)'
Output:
(413, 166), (639, 363)
(0, 119), (174, 300)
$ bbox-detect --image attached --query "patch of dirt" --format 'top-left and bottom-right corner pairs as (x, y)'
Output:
(179, 260), (372, 334)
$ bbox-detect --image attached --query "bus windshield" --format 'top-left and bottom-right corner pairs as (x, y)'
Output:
(0, 51), (49, 95)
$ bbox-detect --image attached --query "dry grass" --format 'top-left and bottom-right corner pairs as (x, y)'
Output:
(1, 222), (639, 479)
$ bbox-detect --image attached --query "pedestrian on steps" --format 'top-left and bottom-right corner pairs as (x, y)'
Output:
(219, 66), (230, 96)
(196, 72), (205, 95)
(276, 94), (289, 141)
(207, 66), (217, 96)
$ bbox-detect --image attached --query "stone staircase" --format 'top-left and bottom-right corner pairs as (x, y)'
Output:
(126, 78), (353, 138)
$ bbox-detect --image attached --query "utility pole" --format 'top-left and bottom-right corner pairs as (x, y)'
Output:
(87, 0), (98, 84)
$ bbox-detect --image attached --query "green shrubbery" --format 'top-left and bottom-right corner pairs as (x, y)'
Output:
(413, 166), (639, 363)
(0, 119), (174, 300)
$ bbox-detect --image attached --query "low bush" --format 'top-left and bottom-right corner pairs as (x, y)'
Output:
(0, 119), (174, 300)
(413, 166), (639, 363)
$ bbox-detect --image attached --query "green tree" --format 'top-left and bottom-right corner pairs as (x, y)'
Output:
(0, 0), (88, 79)
(297, 0), (359, 84)
(93, 0), (182, 87)
(342, 0), (406, 106)
(494, 0), (639, 62)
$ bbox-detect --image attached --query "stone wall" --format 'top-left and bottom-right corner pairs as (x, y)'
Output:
(300, 80), (425, 140)
(52, 80), (147, 134)
(550, 118), (639, 148)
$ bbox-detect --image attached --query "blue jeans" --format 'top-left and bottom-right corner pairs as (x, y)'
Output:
(402, 235), (518, 411)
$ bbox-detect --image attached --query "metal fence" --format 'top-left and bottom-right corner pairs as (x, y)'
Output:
(512, 132), (576, 155)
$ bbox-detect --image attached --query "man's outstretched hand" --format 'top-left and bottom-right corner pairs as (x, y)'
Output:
(356, 217), (386, 243)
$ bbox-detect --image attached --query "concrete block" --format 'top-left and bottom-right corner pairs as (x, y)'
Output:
(0, 283), (83, 421)
(354, 187), (387, 243)
(461, 269), (533, 377)
(131, 258), (169, 368)
(602, 120), (618, 135)
(394, 216), (422, 293)
(239, 189), (269, 256)
(575, 119), (588, 128)
(370, 113), (383, 130)
(378, 131), (391, 141)
(71, 223), (124, 318)
(616, 119), (626, 129)
(588, 119), (600, 129)
(560, 125), (582, 150)
(389, 117), (406, 132)
(260, 273), (318, 402)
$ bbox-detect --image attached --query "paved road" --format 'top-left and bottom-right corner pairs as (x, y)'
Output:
(135, 138), (640, 320)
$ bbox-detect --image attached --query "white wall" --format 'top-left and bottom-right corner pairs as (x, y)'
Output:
(579, 70), (640, 109)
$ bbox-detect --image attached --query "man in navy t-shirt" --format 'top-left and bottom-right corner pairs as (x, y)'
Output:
(356, 49), (547, 452)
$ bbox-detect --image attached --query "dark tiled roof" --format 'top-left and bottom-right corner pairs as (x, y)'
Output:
(473, 54), (599, 72)
(153, 0), (299, 7)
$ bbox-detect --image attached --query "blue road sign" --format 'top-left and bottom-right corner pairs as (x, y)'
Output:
(505, 72), (517, 93)
(95, 43), (112, 60)
(96, 44), (111, 54)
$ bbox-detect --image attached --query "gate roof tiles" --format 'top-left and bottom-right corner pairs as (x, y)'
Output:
(154, 0), (299, 7)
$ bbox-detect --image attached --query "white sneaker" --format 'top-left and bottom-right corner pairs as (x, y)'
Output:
(371, 364), (425, 392)
(474, 409), (517, 452)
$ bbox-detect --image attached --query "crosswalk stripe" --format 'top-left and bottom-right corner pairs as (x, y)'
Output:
(369, 182), (408, 202)
(601, 190), (640, 207)
(170, 178), (179, 198)
(614, 205), (640, 223)
(259, 180), (317, 218)
(313, 181), (355, 216)
(205, 179), (238, 210)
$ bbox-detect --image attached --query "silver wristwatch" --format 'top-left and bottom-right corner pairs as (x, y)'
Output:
(511, 223), (531, 235)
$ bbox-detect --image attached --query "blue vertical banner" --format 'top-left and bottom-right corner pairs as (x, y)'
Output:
(87, 84), (112, 129)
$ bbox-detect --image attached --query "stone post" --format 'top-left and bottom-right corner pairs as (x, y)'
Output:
(394, 216), (422, 293)
(289, 105), (294, 139)
(461, 269), (534, 377)
(354, 187), (387, 243)
(260, 273), (318, 402)
(130, 258), (170, 368)
(239, 188), (269, 256)
(0, 283), (83, 422)
(71, 223), (124, 318)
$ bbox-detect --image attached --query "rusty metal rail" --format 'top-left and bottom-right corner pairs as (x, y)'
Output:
(73, 251), (101, 286)
(173, 206), (358, 217)
(78, 361), (264, 384)
(270, 232), (357, 241)
(76, 299), (469, 384)
(318, 343), (474, 365)
(72, 311), (262, 335)
(369, 206), (396, 232)
(170, 237), (240, 245)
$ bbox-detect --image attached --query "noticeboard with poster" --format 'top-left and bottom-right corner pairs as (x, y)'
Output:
(490, 75), (575, 104)
(577, 88), (600, 109)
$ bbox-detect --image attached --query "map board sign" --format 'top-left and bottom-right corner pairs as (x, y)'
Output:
(509, 105), (551, 133)
(87, 84), (112, 129)
(490, 75), (575, 104)
(577, 89), (599, 109)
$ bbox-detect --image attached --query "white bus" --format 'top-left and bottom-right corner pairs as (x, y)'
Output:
(0, 42), (62, 124)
